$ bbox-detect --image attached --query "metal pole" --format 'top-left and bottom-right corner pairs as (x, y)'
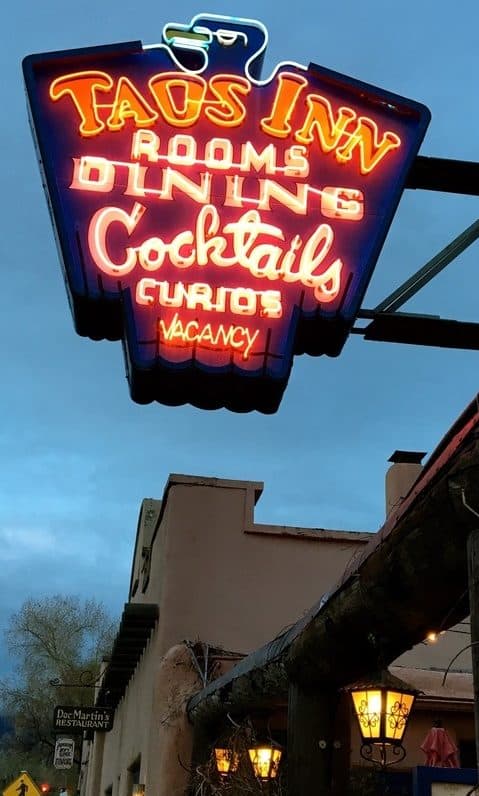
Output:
(373, 219), (479, 314)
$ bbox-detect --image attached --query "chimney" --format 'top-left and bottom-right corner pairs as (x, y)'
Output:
(385, 450), (426, 517)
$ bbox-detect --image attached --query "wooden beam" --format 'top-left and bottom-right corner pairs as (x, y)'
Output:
(406, 156), (479, 196)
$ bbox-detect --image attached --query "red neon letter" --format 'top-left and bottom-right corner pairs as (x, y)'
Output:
(261, 72), (308, 138)
(148, 73), (206, 127)
(206, 76), (251, 127)
(295, 96), (356, 153)
(336, 117), (401, 174)
(49, 71), (113, 137)
(107, 77), (158, 131)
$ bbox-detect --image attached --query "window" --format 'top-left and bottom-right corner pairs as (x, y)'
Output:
(458, 739), (476, 769)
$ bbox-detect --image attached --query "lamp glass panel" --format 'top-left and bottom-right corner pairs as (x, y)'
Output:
(214, 748), (239, 776)
(384, 690), (414, 741)
(351, 689), (382, 739)
(248, 746), (282, 780)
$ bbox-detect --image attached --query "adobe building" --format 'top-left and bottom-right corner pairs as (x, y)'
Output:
(78, 445), (475, 796)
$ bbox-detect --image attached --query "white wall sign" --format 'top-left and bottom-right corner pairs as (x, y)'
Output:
(54, 736), (75, 770)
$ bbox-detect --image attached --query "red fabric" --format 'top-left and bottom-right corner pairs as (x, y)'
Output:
(420, 727), (459, 767)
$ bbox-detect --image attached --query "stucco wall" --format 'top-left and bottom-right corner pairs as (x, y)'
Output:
(141, 475), (373, 655)
(96, 626), (162, 796)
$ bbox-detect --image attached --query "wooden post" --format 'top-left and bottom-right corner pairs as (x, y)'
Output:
(287, 682), (339, 796)
(332, 691), (351, 796)
(191, 722), (214, 768)
(467, 526), (479, 768)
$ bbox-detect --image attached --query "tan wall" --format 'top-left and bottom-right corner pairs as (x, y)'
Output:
(141, 475), (373, 656)
(96, 627), (161, 796)
(144, 644), (202, 796)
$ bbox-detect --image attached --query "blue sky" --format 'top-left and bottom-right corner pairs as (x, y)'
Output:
(1, 0), (478, 672)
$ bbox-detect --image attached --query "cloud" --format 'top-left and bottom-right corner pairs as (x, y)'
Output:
(0, 526), (57, 561)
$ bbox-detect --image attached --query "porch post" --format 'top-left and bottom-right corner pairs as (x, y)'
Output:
(287, 682), (339, 796)
(467, 527), (479, 768)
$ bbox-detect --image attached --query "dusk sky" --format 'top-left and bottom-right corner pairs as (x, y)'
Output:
(1, 0), (478, 672)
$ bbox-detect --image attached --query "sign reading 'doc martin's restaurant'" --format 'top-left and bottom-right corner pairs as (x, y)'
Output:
(53, 705), (114, 732)
(23, 13), (430, 413)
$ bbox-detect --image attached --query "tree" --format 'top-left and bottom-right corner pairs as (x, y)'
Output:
(0, 595), (117, 763)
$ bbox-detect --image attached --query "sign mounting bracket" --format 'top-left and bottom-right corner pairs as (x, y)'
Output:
(355, 161), (479, 350)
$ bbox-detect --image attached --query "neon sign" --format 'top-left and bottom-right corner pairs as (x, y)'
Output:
(23, 14), (430, 413)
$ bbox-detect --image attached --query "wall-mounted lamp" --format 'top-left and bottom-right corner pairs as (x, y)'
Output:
(248, 741), (283, 781)
(132, 786), (145, 796)
(349, 669), (417, 768)
(214, 747), (239, 777)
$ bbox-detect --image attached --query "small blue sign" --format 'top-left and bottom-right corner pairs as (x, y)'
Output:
(413, 766), (478, 796)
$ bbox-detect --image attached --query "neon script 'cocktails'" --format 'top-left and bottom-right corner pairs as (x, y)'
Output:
(23, 14), (430, 412)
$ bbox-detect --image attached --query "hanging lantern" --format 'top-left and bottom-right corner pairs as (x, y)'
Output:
(214, 747), (239, 777)
(349, 669), (417, 767)
(248, 741), (283, 781)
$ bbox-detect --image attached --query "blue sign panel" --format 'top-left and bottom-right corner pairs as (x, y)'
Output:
(414, 766), (477, 796)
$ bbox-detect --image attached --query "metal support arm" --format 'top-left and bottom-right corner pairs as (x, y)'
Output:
(353, 155), (479, 348)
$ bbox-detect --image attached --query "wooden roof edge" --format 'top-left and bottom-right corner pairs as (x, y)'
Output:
(414, 696), (474, 713)
(95, 602), (159, 709)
